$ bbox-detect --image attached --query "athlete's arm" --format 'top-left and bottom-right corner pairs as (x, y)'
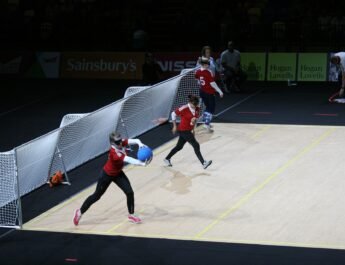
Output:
(124, 156), (146, 166)
(210, 81), (224, 97)
(128, 139), (145, 148)
(171, 111), (177, 134)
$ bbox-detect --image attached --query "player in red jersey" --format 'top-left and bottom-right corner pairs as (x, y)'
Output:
(195, 57), (223, 132)
(164, 95), (212, 169)
(73, 132), (151, 225)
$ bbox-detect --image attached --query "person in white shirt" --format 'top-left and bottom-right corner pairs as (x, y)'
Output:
(330, 52), (345, 97)
(196, 46), (218, 76)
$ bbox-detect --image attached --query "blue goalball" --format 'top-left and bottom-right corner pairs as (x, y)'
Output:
(137, 146), (153, 162)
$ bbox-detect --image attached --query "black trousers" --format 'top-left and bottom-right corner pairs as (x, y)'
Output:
(223, 68), (247, 90)
(166, 130), (205, 164)
(200, 90), (216, 114)
(338, 70), (343, 89)
(80, 170), (135, 214)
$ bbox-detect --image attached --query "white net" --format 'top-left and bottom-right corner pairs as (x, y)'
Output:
(49, 102), (122, 177)
(124, 86), (151, 98)
(0, 68), (194, 228)
(59, 113), (89, 128)
(117, 77), (181, 138)
(16, 130), (60, 196)
(0, 151), (20, 227)
(170, 68), (205, 122)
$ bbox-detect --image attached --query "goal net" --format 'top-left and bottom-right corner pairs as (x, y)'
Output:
(0, 67), (200, 228)
(0, 151), (21, 228)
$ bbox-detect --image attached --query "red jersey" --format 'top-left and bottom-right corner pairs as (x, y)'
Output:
(195, 68), (216, 95)
(103, 139), (129, 176)
(174, 104), (200, 131)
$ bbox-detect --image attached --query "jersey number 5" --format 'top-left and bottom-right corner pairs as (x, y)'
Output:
(198, 76), (205, 86)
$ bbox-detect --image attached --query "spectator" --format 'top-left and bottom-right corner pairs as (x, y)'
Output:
(196, 46), (218, 76)
(220, 40), (247, 93)
(142, 52), (163, 85)
(330, 52), (345, 97)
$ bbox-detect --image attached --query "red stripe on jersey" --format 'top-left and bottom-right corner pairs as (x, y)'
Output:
(174, 104), (200, 131)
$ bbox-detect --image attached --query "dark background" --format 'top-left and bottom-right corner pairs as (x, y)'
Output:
(2, 1), (345, 264)
(1, 0), (345, 52)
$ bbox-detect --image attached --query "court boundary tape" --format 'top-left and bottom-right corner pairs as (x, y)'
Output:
(194, 127), (336, 239)
(23, 127), (343, 250)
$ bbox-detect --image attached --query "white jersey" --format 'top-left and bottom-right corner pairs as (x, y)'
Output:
(335, 52), (345, 72)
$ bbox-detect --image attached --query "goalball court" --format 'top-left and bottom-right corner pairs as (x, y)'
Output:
(2, 81), (345, 264)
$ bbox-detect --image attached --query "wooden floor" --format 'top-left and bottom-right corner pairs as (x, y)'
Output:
(23, 123), (345, 250)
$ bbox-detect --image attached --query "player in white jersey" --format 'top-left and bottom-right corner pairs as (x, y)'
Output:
(330, 52), (345, 97)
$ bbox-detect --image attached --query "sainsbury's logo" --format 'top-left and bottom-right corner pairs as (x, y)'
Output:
(66, 58), (137, 74)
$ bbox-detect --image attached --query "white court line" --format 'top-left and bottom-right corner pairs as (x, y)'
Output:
(214, 89), (263, 118)
(0, 97), (47, 117)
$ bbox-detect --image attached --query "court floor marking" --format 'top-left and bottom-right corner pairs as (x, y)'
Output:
(214, 89), (263, 118)
(193, 127), (336, 239)
(250, 125), (272, 140)
(24, 123), (269, 230)
(0, 96), (50, 118)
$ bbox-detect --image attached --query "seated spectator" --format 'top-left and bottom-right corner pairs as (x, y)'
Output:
(220, 41), (247, 93)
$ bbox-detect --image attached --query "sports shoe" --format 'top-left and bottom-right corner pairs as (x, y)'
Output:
(128, 214), (142, 224)
(73, 209), (82, 226)
(203, 160), (212, 169)
(164, 158), (172, 167)
(203, 124), (214, 133)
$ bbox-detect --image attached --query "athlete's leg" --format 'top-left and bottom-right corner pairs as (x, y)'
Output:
(113, 171), (135, 214)
(80, 171), (112, 214)
(165, 134), (187, 160)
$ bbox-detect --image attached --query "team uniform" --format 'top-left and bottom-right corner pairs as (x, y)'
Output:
(195, 67), (223, 129)
(164, 103), (212, 169)
(74, 138), (146, 225)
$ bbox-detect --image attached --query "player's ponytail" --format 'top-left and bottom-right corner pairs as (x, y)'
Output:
(188, 95), (200, 106)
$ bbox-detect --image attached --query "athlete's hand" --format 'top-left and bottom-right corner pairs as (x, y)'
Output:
(172, 125), (177, 134)
(144, 156), (152, 166)
(219, 92), (224, 98)
(190, 117), (197, 125)
(139, 144), (147, 149)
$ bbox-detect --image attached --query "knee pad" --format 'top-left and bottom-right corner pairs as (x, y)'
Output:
(204, 112), (212, 125)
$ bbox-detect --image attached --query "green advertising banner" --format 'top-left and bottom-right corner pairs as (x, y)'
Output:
(267, 53), (296, 81)
(241, 53), (266, 81)
(298, 53), (327, 81)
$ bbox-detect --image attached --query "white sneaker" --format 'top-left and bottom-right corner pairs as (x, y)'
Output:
(203, 160), (212, 169)
(203, 124), (214, 133)
(164, 158), (172, 167)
